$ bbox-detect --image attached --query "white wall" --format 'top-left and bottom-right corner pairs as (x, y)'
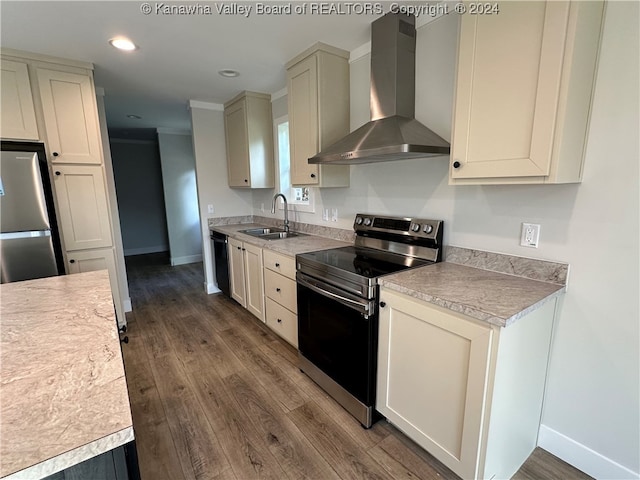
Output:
(250, 5), (640, 477)
(157, 130), (202, 266)
(189, 103), (253, 293)
(110, 138), (170, 256)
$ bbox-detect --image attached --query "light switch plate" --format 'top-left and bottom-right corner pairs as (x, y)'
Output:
(207, 204), (214, 214)
(331, 208), (338, 222)
(322, 208), (329, 221)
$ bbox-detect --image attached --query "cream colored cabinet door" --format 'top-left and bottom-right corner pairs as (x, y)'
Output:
(286, 45), (350, 187)
(228, 237), (246, 307)
(37, 68), (102, 164)
(288, 55), (320, 186)
(0, 59), (39, 140)
(377, 288), (494, 480)
(52, 165), (112, 251)
(243, 242), (265, 322)
(223, 91), (274, 189)
(66, 246), (119, 300)
(450, 1), (604, 184)
(65, 247), (125, 325)
(224, 98), (251, 187)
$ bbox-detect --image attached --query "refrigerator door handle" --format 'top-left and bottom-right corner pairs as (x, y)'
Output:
(0, 230), (52, 240)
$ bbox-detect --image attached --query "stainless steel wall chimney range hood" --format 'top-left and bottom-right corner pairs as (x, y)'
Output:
(309, 13), (450, 165)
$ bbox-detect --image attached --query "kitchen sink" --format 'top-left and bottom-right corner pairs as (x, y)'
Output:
(260, 232), (305, 240)
(239, 227), (306, 240)
(240, 227), (285, 236)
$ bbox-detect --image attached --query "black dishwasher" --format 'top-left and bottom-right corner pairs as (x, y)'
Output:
(209, 230), (230, 297)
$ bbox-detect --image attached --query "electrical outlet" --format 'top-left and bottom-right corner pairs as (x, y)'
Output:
(520, 223), (540, 248)
(331, 208), (338, 222)
(322, 208), (329, 221)
(207, 204), (214, 214)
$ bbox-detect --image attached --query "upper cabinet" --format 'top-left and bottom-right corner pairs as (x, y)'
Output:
(450, 1), (605, 184)
(36, 68), (103, 165)
(224, 91), (274, 188)
(0, 59), (39, 140)
(286, 43), (350, 187)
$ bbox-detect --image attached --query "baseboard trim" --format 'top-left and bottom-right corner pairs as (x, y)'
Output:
(123, 297), (132, 312)
(170, 254), (202, 266)
(538, 425), (639, 480)
(124, 246), (168, 256)
(205, 282), (220, 295)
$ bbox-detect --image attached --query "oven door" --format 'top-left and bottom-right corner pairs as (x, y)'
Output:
(297, 272), (378, 407)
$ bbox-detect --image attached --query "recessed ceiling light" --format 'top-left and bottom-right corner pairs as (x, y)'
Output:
(218, 69), (240, 78)
(109, 37), (138, 51)
(126, 114), (142, 120)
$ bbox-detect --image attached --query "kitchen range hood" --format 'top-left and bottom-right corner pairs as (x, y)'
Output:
(309, 13), (450, 165)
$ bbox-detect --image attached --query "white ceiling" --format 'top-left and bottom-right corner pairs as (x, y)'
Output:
(1, 1), (379, 130)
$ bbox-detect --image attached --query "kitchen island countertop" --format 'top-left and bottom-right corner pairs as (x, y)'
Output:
(0, 270), (133, 479)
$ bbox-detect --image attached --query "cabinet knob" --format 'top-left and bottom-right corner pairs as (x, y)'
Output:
(69, 259), (75, 264)
(277, 318), (282, 323)
(242, 248), (245, 251)
(275, 263), (280, 267)
(453, 160), (461, 169)
(380, 301), (386, 308)
(52, 152), (59, 157)
(55, 171), (61, 176)
(237, 246), (241, 250)
(276, 287), (281, 292)
(310, 173), (316, 178)
(244, 179), (248, 183)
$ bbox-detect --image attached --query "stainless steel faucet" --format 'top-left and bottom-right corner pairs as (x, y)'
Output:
(271, 193), (289, 233)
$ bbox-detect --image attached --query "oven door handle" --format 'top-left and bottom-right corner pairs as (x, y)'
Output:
(297, 273), (374, 316)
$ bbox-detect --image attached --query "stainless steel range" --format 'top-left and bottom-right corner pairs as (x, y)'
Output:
(296, 214), (443, 427)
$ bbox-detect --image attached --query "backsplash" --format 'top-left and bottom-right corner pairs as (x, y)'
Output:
(207, 215), (355, 243)
(207, 216), (568, 286)
(445, 246), (569, 286)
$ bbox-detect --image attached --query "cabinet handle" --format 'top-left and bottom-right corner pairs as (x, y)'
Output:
(275, 263), (280, 267)
(380, 301), (386, 308)
(69, 259), (75, 264)
(52, 152), (59, 157)
(55, 171), (61, 176)
(276, 287), (281, 292)
(453, 160), (461, 169)
(310, 173), (316, 178)
(277, 318), (282, 323)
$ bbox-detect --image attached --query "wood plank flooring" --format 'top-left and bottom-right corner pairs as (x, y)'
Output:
(121, 253), (592, 480)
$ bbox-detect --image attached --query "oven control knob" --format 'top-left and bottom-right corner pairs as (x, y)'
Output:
(411, 223), (421, 232)
(363, 218), (372, 226)
(355, 216), (363, 225)
(423, 224), (433, 234)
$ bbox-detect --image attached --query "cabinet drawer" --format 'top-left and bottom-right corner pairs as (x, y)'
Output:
(263, 249), (296, 280)
(264, 269), (297, 313)
(265, 298), (298, 348)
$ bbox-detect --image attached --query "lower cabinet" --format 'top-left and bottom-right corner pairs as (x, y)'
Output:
(377, 287), (556, 480)
(228, 237), (265, 321)
(263, 250), (298, 347)
(65, 247), (124, 326)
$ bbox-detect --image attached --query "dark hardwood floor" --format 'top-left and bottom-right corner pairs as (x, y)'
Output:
(121, 254), (592, 480)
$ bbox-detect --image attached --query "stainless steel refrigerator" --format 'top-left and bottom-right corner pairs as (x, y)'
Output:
(0, 141), (64, 283)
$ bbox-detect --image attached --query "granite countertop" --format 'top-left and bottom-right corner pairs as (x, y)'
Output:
(0, 271), (134, 480)
(210, 223), (350, 256)
(378, 262), (565, 327)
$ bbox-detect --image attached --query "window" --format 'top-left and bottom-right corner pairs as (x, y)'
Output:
(275, 118), (314, 212)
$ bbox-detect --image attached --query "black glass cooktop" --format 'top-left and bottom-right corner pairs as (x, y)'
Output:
(297, 246), (432, 279)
